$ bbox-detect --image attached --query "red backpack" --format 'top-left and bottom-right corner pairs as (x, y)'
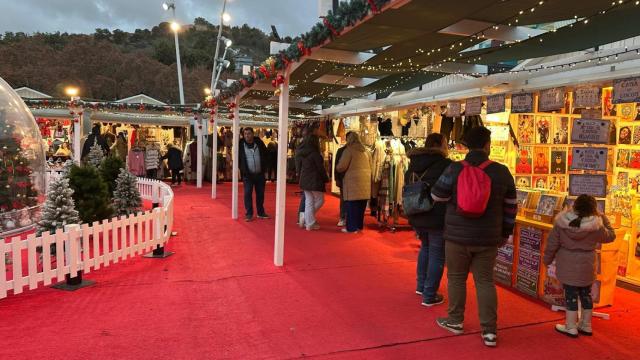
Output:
(456, 160), (493, 217)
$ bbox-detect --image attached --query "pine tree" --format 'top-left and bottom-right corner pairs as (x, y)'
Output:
(37, 177), (80, 236)
(68, 164), (113, 223)
(113, 168), (142, 216)
(0, 132), (39, 213)
(61, 159), (74, 177)
(86, 139), (104, 167)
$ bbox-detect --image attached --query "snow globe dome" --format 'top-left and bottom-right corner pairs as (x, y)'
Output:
(0, 77), (46, 236)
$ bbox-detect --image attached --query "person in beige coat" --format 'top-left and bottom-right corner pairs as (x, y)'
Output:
(336, 132), (371, 233)
(543, 194), (616, 338)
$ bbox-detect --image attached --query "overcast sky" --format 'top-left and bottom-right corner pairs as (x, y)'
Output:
(0, 0), (319, 37)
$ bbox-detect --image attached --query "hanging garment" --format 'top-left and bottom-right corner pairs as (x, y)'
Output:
(336, 119), (346, 139)
(145, 147), (160, 170)
(440, 115), (454, 141)
(128, 149), (146, 176)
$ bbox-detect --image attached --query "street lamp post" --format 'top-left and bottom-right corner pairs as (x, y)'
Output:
(163, 2), (185, 105)
(210, 0), (229, 93)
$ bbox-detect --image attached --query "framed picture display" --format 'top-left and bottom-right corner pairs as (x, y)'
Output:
(568, 174), (607, 198)
(570, 147), (608, 171)
(570, 118), (611, 144)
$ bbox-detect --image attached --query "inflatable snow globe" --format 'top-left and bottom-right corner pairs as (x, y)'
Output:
(0, 77), (46, 236)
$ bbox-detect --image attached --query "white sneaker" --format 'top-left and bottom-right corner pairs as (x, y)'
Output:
(337, 219), (345, 227)
(481, 332), (497, 347)
(298, 213), (305, 228)
(306, 223), (320, 231)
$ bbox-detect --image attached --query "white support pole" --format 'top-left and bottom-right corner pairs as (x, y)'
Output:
(231, 96), (240, 220)
(73, 112), (82, 164)
(211, 107), (218, 198)
(274, 72), (289, 267)
(196, 114), (203, 188)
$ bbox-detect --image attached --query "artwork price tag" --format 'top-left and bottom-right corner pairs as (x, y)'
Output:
(465, 97), (483, 116)
(511, 93), (534, 113)
(569, 174), (608, 198)
(573, 86), (601, 108)
(487, 94), (506, 114)
(539, 87), (565, 112)
(447, 102), (461, 117)
(613, 77), (640, 104)
(570, 118), (611, 144)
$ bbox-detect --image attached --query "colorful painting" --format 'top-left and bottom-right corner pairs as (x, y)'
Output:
(536, 195), (560, 216)
(550, 149), (567, 174)
(617, 149), (631, 168)
(603, 87), (617, 117)
(633, 126), (640, 144)
(516, 176), (532, 188)
(533, 147), (550, 174)
(630, 151), (640, 169)
(619, 126), (632, 144)
(549, 175), (567, 192)
(516, 147), (533, 174)
(517, 115), (534, 144)
(533, 176), (548, 189)
(617, 172), (629, 187)
(536, 116), (552, 144)
(552, 117), (569, 144)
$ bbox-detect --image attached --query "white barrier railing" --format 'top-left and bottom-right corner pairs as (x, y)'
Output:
(0, 178), (174, 299)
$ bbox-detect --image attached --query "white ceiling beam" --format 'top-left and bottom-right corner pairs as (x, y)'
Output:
(439, 19), (546, 42)
(425, 63), (488, 74)
(270, 41), (375, 64)
(313, 74), (378, 87)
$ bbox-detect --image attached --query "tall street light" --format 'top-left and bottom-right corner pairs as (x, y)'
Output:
(163, 2), (185, 105)
(210, 0), (230, 93)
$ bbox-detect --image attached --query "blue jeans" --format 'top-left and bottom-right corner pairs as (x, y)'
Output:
(339, 188), (346, 221)
(243, 173), (266, 217)
(416, 229), (445, 300)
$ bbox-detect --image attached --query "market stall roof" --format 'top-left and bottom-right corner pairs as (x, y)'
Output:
(14, 87), (52, 99)
(251, 0), (640, 108)
(116, 94), (167, 106)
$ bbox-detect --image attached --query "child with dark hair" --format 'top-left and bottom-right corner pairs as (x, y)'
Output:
(543, 194), (616, 338)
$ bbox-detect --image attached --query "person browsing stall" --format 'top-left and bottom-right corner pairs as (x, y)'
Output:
(238, 127), (270, 222)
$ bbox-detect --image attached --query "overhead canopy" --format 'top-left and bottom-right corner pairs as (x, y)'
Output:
(242, 0), (640, 109)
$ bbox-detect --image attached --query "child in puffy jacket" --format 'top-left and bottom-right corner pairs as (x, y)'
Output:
(543, 194), (616, 338)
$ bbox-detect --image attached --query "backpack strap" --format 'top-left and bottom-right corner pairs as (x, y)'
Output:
(461, 161), (470, 167)
(478, 160), (493, 170)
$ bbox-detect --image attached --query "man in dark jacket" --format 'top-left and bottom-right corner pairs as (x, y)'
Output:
(431, 126), (517, 347)
(161, 143), (184, 185)
(405, 133), (452, 306)
(81, 124), (110, 160)
(238, 127), (269, 222)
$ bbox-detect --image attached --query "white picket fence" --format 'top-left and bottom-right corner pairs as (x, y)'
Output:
(0, 178), (174, 299)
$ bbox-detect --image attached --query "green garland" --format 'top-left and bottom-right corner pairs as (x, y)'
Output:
(213, 0), (391, 104)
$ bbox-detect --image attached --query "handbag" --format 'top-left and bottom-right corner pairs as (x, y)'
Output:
(402, 170), (434, 216)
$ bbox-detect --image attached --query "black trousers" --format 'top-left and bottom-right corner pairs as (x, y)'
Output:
(171, 169), (182, 184)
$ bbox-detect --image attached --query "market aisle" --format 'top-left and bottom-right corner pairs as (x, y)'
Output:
(0, 183), (638, 359)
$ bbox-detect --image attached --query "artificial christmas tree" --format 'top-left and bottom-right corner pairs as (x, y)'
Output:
(67, 164), (113, 223)
(113, 168), (142, 216)
(37, 177), (80, 236)
(100, 156), (125, 196)
(86, 139), (104, 167)
(0, 132), (39, 220)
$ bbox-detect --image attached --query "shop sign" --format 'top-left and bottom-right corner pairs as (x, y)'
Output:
(569, 174), (608, 198)
(465, 97), (483, 116)
(516, 227), (542, 297)
(446, 102), (461, 117)
(612, 77), (640, 104)
(538, 87), (565, 112)
(487, 94), (506, 114)
(486, 125), (510, 141)
(570, 147), (608, 171)
(573, 86), (601, 108)
(495, 244), (514, 286)
(511, 93), (534, 113)
(570, 118), (611, 144)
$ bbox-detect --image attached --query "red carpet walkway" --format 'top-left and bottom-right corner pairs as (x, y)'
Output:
(0, 183), (638, 359)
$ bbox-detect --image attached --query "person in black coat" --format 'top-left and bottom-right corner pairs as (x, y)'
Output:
(404, 133), (452, 306)
(162, 143), (184, 186)
(334, 142), (348, 226)
(238, 128), (269, 221)
(81, 124), (110, 160)
(296, 134), (328, 230)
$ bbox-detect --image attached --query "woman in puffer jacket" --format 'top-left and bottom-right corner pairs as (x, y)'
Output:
(543, 194), (616, 338)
